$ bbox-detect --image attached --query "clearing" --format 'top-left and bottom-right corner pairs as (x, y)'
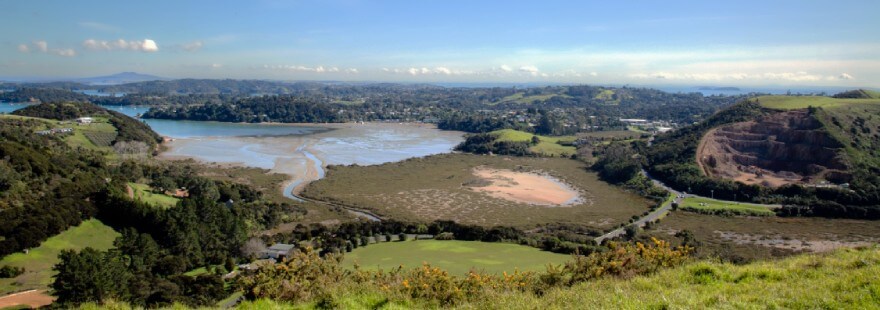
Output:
(469, 167), (580, 206)
(343, 240), (570, 275)
(0, 219), (119, 295)
(491, 129), (576, 157)
(128, 182), (180, 209)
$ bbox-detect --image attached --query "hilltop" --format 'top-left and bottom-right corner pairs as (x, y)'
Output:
(647, 91), (880, 219)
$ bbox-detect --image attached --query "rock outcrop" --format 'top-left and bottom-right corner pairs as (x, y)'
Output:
(697, 110), (850, 187)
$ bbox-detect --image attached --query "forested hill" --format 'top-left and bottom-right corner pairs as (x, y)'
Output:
(13, 102), (162, 148)
(0, 116), (110, 257)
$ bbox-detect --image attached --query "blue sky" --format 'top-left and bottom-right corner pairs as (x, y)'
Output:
(2, 0), (878, 86)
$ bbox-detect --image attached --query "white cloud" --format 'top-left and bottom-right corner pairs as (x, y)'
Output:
(211, 63), (223, 68)
(16, 41), (76, 57)
(33, 41), (48, 52)
(181, 40), (203, 52)
(52, 48), (76, 57)
(838, 73), (854, 80)
(499, 65), (512, 72)
(435, 67), (452, 75)
(518, 65), (539, 73)
(83, 39), (159, 52)
(263, 64), (357, 74)
(589, 72), (598, 77)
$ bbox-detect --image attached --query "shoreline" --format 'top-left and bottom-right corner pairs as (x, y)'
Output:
(155, 122), (463, 202)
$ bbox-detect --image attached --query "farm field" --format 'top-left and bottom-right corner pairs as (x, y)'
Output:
(498, 93), (571, 104)
(128, 182), (179, 209)
(0, 219), (119, 295)
(303, 153), (652, 229)
(343, 240), (570, 275)
(490, 129), (576, 156)
(753, 95), (880, 110)
(678, 196), (775, 217)
(577, 130), (644, 140)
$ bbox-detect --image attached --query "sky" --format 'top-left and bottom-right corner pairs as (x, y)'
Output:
(1, 0), (879, 87)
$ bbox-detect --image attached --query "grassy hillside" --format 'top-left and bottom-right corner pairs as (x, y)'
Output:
(225, 246), (880, 309)
(498, 93), (571, 104)
(753, 95), (880, 110)
(0, 219), (119, 295)
(344, 240), (570, 275)
(490, 129), (576, 156)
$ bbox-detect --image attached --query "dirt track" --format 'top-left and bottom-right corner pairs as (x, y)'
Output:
(0, 290), (55, 309)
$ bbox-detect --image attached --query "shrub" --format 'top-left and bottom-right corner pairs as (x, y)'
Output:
(0, 265), (24, 278)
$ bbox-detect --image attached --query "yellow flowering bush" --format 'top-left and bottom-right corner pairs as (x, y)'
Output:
(565, 237), (692, 284)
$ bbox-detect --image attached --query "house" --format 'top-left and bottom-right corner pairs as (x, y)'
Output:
(76, 117), (93, 124)
(261, 243), (296, 260)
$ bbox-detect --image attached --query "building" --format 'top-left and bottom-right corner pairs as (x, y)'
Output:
(76, 117), (93, 124)
(261, 243), (296, 260)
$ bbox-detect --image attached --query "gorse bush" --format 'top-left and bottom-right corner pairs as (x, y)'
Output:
(237, 239), (691, 306)
(238, 248), (345, 303)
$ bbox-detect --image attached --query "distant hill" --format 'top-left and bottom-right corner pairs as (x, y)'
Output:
(76, 72), (167, 85)
(831, 89), (880, 99)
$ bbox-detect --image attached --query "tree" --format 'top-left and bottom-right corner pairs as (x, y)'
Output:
(52, 248), (132, 304)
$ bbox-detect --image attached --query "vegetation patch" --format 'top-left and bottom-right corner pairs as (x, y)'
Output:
(650, 211), (880, 261)
(0, 219), (118, 295)
(678, 197), (775, 217)
(492, 129), (576, 155)
(303, 154), (652, 228)
(343, 240), (570, 275)
(128, 182), (179, 209)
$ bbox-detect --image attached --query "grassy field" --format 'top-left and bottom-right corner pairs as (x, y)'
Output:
(679, 196), (775, 217)
(0, 219), (119, 295)
(128, 182), (179, 209)
(235, 246), (880, 309)
(753, 95), (880, 110)
(490, 129), (576, 157)
(498, 93), (571, 104)
(343, 240), (570, 275)
(303, 153), (652, 229)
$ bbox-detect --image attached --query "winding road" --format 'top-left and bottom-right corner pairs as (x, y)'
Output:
(594, 170), (681, 244)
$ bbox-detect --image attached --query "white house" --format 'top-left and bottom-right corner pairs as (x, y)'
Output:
(76, 117), (93, 124)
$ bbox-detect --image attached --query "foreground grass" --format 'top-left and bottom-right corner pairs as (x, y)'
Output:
(234, 246), (880, 309)
(128, 182), (179, 209)
(754, 95), (880, 110)
(344, 240), (570, 275)
(490, 129), (576, 156)
(679, 196), (775, 216)
(0, 219), (119, 295)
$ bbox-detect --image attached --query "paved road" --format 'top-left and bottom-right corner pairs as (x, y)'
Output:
(594, 170), (681, 244)
(594, 168), (781, 244)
